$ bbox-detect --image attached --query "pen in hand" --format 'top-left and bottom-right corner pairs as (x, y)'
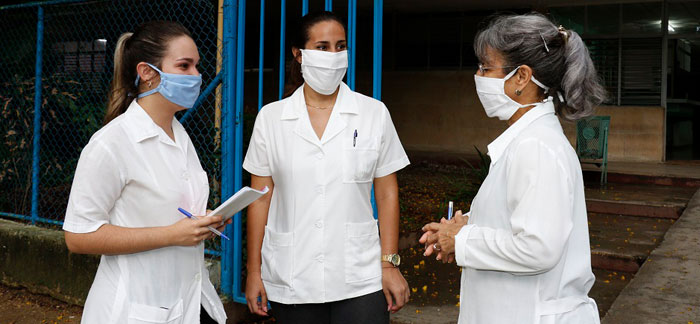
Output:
(177, 207), (230, 240)
(447, 201), (453, 221)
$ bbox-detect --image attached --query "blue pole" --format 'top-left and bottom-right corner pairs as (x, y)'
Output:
(347, 0), (356, 90)
(325, 0), (332, 11)
(221, 0), (237, 298)
(233, 0), (247, 304)
(258, 0), (265, 110)
(302, 0), (308, 15)
(373, 0), (383, 100)
(278, 0), (286, 99)
(30, 6), (44, 225)
(370, 0), (383, 219)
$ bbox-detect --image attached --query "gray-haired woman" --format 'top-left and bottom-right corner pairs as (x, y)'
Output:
(419, 13), (605, 324)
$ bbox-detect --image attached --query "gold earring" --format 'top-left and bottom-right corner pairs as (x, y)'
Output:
(148, 81), (152, 88)
(515, 89), (522, 96)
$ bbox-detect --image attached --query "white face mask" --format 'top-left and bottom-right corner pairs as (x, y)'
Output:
(474, 66), (550, 121)
(300, 49), (348, 95)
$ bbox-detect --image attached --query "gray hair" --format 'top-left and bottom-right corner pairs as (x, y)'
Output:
(474, 13), (607, 121)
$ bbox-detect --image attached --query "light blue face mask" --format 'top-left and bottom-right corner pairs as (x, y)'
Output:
(135, 63), (202, 109)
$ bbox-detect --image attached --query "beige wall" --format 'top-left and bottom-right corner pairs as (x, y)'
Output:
(381, 70), (665, 162)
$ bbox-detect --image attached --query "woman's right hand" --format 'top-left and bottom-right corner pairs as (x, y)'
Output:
(245, 271), (269, 316)
(167, 215), (223, 246)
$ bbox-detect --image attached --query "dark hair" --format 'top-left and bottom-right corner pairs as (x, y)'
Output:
(284, 11), (347, 97)
(474, 13), (607, 121)
(105, 21), (193, 124)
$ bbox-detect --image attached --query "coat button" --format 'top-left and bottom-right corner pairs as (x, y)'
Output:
(315, 221), (323, 228)
(316, 152), (324, 160)
(316, 255), (324, 262)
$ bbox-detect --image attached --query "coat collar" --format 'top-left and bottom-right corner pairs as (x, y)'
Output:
(281, 83), (358, 148)
(486, 98), (556, 166)
(121, 100), (185, 149)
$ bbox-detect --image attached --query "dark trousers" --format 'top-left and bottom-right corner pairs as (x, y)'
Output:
(269, 290), (389, 324)
(200, 305), (218, 324)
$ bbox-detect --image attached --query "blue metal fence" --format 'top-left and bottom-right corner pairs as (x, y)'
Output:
(0, 0), (385, 303)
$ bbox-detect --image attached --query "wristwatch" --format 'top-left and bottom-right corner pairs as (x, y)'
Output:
(381, 254), (401, 267)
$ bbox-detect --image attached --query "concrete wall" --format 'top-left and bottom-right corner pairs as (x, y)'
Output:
(381, 70), (665, 162)
(0, 219), (221, 307)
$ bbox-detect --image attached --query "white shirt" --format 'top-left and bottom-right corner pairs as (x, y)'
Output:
(454, 100), (600, 324)
(243, 83), (410, 304)
(63, 101), (226, 324)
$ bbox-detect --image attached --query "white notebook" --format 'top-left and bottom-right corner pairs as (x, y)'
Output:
(207, 186), (269, 221)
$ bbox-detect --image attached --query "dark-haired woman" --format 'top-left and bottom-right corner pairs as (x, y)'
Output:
(243, 11), (410, 324)
(420, 13), (605, 324)
(63, 21), (228, 323)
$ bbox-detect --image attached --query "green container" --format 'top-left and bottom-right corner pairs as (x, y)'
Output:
(576, 116), (611, 185)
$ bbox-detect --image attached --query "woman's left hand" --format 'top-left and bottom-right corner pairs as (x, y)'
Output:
(419, 211), (469, 263)
(382, 267), (410, 313)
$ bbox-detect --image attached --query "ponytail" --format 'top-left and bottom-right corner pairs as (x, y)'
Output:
(559, 30), (607, 120)
(104, 32), (135, 125)
(284, 53), (304, 98)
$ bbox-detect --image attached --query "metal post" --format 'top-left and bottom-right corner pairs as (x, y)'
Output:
(371, 0), (383, 219)
(220, 0), (237, 298)
(30, 6), (44, 225)
(347, 0), (356, 90)
(302, 0), (308, 15)
(258, 0), (265, 110)
(325, 0), (332, 11)
(661, 0), (668, 161)
(279, 0), (286, 99)
(373, 0), (383, 100)
(233, 0), (246, 304)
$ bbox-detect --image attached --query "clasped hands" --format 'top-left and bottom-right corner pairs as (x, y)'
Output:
(419, 210), (469, 263)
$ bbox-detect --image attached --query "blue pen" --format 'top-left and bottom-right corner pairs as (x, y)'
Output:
(177, 207), (230, 240)
(447, 201), (454, 221)
(353, 129), (358, 147)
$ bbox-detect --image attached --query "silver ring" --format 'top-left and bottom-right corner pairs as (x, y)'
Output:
(433, 243), (441, 251)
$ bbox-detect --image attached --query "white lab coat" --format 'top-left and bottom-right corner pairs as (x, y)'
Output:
(63, 101), (226, 324)
(454, 100), (599, 324)
(243, 83), (410, 304)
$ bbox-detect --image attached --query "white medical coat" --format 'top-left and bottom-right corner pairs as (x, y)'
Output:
(454, 101), (600, 324)
(243, 83), (410, 304)
(63, 101), (227, 324)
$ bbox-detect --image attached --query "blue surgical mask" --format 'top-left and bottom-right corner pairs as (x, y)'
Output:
(135, 63), (202, 109)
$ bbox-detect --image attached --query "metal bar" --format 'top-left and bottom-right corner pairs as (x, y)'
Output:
(302, 0), (308, 15)
(31, 6), (44, 225)
(370, 0), (383, 220)
(373, 0), (382, 100)
(325, 0), (332, 11)
(220, 0), (237, 298)
(348, 0), (356, 90)
(279, 0), (286, 99)
(180, 73), (223, 124)
(0, 0), (84, 10)
(258, 0), (265, 110)
(205, 249), (222, 257)
(233, 0), (247, 303)
(661, 0), (668, 161)
(0, 212), (33, 221)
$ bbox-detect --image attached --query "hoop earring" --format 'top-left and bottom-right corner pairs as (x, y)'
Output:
(148, 81), (152, 88)
(515, 89), (522, 96)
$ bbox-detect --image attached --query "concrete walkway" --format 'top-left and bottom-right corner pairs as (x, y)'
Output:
(602, 188), (700, 323)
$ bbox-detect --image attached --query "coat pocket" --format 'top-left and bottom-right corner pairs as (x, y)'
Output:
(342, 146), (379, 183)
(127, 299), (183, 324)
(344, 220), (381, 283)
(261, 226), (294, 288)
